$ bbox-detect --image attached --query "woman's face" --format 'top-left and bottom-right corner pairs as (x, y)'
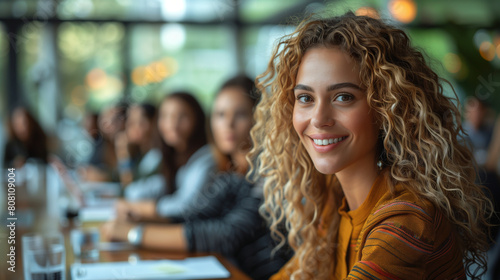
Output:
(211, 87), (254, 155)
(126, 106), (152, 145)
(99, 107), (125, 139)
(158, 98), (196, 151)
(465, 98), (486, 130)
(292, 47), (379, 175)
(12, 109), (30, 141)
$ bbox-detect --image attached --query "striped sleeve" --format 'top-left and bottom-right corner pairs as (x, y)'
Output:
(347, 201), (436, 280)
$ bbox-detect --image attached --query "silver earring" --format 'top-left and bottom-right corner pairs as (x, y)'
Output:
(377, 160), (383, 170)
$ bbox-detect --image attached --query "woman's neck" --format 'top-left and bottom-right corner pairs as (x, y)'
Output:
(139, 140), (152, 155)
(174, 143), (190, 155)
(335, 156), (379, 211)
(173, 144), (196, 167)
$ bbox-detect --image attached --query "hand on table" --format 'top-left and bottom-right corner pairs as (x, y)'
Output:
(115, 199), (157, 221)
(101, 219), (135, 242)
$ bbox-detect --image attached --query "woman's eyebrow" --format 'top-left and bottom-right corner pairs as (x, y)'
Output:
(326, 82), (362, 91)
(294, 82), (362, 92)
(294, 84), (313, 92)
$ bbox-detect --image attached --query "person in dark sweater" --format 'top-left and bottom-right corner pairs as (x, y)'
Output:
(102, 75), (290, 279)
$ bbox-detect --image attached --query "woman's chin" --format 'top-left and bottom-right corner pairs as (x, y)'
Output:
(313, 161), (338, 175)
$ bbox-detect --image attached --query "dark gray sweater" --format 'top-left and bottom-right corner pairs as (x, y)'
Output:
(172, 172), (290, 280)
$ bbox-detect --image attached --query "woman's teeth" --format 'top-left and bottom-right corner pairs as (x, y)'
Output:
(313, 136), (347, 146)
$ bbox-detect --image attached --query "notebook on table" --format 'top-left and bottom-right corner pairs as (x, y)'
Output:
(71, 256), (231, 279)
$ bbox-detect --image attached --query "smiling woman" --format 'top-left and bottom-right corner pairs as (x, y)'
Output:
(293, 47), (379, 192)
(248, 12), (494, 280)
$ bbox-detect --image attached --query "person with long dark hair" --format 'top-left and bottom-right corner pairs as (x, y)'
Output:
(115, 92), (214, 219)
(114, 103), (166, 200)
(103, 76), (289, 279)
(81, 102), (128, 182)
(4, 107), (48, 168)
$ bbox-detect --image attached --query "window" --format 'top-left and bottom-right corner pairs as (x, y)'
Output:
(58, 22), (125, 116)
(130, 23), (237, 109)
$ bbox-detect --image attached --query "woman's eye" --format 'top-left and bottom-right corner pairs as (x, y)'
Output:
(296, 94), (312, 103)
(334, 94), (354, 103)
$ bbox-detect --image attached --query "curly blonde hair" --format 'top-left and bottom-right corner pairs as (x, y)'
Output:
(248, 12), (494, 279)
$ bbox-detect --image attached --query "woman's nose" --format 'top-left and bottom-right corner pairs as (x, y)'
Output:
(311, 102), (335, 128)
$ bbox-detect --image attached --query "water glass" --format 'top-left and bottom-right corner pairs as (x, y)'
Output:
(70, 228), (100, 261)
(22, 232), (66, 280)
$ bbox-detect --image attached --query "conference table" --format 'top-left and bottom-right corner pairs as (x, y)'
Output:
(11, 219), (251, 280)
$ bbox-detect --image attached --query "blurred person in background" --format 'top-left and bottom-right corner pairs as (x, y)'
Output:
(463, 96), (495, 166)
(117, 103), (165, 200)
(485, 116), (500, 177)
(115, 92), (215, 218)
(480, 112), (500, 280)
(82, 112), (100, 142)
(79, 101), (128, 182)
(103, 76), (290, 280)
(3, 106), (65, 226)
(4, 107), (48, 168)
(463, 97), (500, 239)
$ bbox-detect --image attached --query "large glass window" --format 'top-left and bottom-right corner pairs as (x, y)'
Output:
(130, 24), (237, 109)
(57, 0), (235, 22)
(58, 22), (125, 117)
(18, 21), (44, 114)
(243, 25), (295, 79)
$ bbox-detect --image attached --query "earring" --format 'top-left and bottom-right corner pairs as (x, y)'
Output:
(377, 160), (383, 170)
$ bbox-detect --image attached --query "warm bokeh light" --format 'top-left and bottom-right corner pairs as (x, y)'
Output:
(388, 0), (417, 24)
(355, 7), (380, 19)
(132, 66), (148, 86)
(443, 53), (462, 74)
(131, 58), (178, 86)
(85, 68), (108, 90)
(479, 41), (495, 61)
(144, 63), (164, 84)
(497, 44), (500, 59)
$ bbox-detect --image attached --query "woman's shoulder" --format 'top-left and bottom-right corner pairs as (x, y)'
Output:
(370, 183), (437, 224)
(356, 182), (463, 279)
(360, 181), (452, 247)
(209, 172), (254, 192)
(187, 145), (215, 165)
(180, 145), (216, 174)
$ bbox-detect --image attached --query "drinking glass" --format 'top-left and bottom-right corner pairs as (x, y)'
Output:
(70, 228), (100, 261)
(22, 232), (65, 280)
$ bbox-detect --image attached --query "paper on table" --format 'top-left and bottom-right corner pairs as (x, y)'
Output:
(78, 206), (116, 222)
(71, 256), (231, 279)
